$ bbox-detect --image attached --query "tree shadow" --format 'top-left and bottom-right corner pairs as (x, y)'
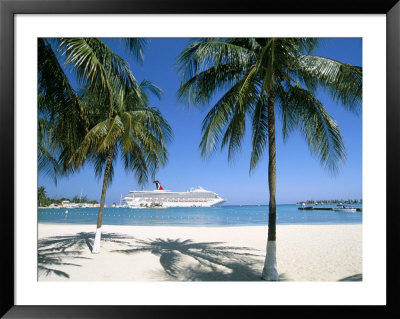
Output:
(38, 232), (133, 279)
(38, 232), (290, 281)
(113, 238), (266, 281)
(338, 274), (362, 281)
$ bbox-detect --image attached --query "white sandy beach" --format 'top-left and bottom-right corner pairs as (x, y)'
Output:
(38, 224), (362, 282)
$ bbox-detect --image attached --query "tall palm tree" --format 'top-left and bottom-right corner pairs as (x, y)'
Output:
(67, 81), (172, 253)
(38, 38), (172, 253)
(176, 38), (362, 280)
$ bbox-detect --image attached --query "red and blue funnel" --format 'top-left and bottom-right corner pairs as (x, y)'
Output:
(153, 180), (164, 190)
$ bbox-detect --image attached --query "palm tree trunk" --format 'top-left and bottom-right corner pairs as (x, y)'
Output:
(92, 145), (115, 253)
(261, 93), (279, 281)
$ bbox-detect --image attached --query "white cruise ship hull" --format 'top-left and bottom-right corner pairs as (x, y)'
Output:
(124, 199), (225, 208)
(123, 187), (225, 209)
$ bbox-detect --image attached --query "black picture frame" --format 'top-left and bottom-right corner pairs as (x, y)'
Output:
(1, 0), (398, 317)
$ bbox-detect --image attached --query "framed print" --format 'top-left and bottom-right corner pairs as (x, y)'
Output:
(1, 0), (399, 317)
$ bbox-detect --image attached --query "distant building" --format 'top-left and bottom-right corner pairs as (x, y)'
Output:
(61, 200), (70, 208)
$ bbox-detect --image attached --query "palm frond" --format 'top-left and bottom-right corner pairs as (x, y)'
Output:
(139, 80), (163, 101)
(119, 107), (172, 185)
(123, 38), (149, 64)
(177, 62), (248, 106)
(38, 39), (89, 177)
(283, 84), (346, 173)
(177, 38), (253, 80)
(38, 38), (83, 119)
(221, 66), (259, 160)
(199, 84), (239, 157)
(122, 146), (148, 186)
(250, 97), (269, 172)
(295, 55), (362, 112)
(59, 38), (141, 107)
(67, 118), (112, 168)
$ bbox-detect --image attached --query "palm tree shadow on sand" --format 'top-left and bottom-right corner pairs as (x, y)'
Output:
(38, 232), (293, 281)
(338, 274), (362, 281)
(38, 232), (133, 279)
(113, 238), (284, 281)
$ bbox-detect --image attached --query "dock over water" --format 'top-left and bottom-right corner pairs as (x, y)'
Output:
(298, 206), (362, 212)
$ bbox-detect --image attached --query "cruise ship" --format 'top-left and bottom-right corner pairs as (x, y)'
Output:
(123, 181), (225, 208)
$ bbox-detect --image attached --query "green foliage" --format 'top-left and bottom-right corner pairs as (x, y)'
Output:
(67, 82), (173, 187)
(38, 186), (47, 206)
(177, 38), (362, 279)
(37, 186), (99, 207)
(177, 38), (362, 174)
(38, 38), (171, 231)
(71, 195), (89, 203)
(38, 38), (172, 188)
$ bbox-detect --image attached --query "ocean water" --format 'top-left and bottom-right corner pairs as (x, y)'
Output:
(38, 204), (362, 227)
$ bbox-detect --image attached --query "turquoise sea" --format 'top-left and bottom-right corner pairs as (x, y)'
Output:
(38, 204), (362, 227)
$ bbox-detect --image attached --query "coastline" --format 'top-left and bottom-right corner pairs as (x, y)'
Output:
(38, 223), (362, 282)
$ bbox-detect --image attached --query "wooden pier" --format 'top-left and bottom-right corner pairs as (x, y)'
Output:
(298, 207), (362, 212)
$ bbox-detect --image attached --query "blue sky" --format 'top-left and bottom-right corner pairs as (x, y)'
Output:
(38, 38), (362, 205)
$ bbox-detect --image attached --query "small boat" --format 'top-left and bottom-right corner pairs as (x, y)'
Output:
(333, 205), (357, 212)
(298, 203), (314, 210)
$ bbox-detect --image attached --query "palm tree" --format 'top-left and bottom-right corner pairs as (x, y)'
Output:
(37, 186), (47, 206)
(67, 82), (172, 253)
(176, 38), (362, 280)
(38, 38), (148, 182)
(38, 38), (172, 253)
